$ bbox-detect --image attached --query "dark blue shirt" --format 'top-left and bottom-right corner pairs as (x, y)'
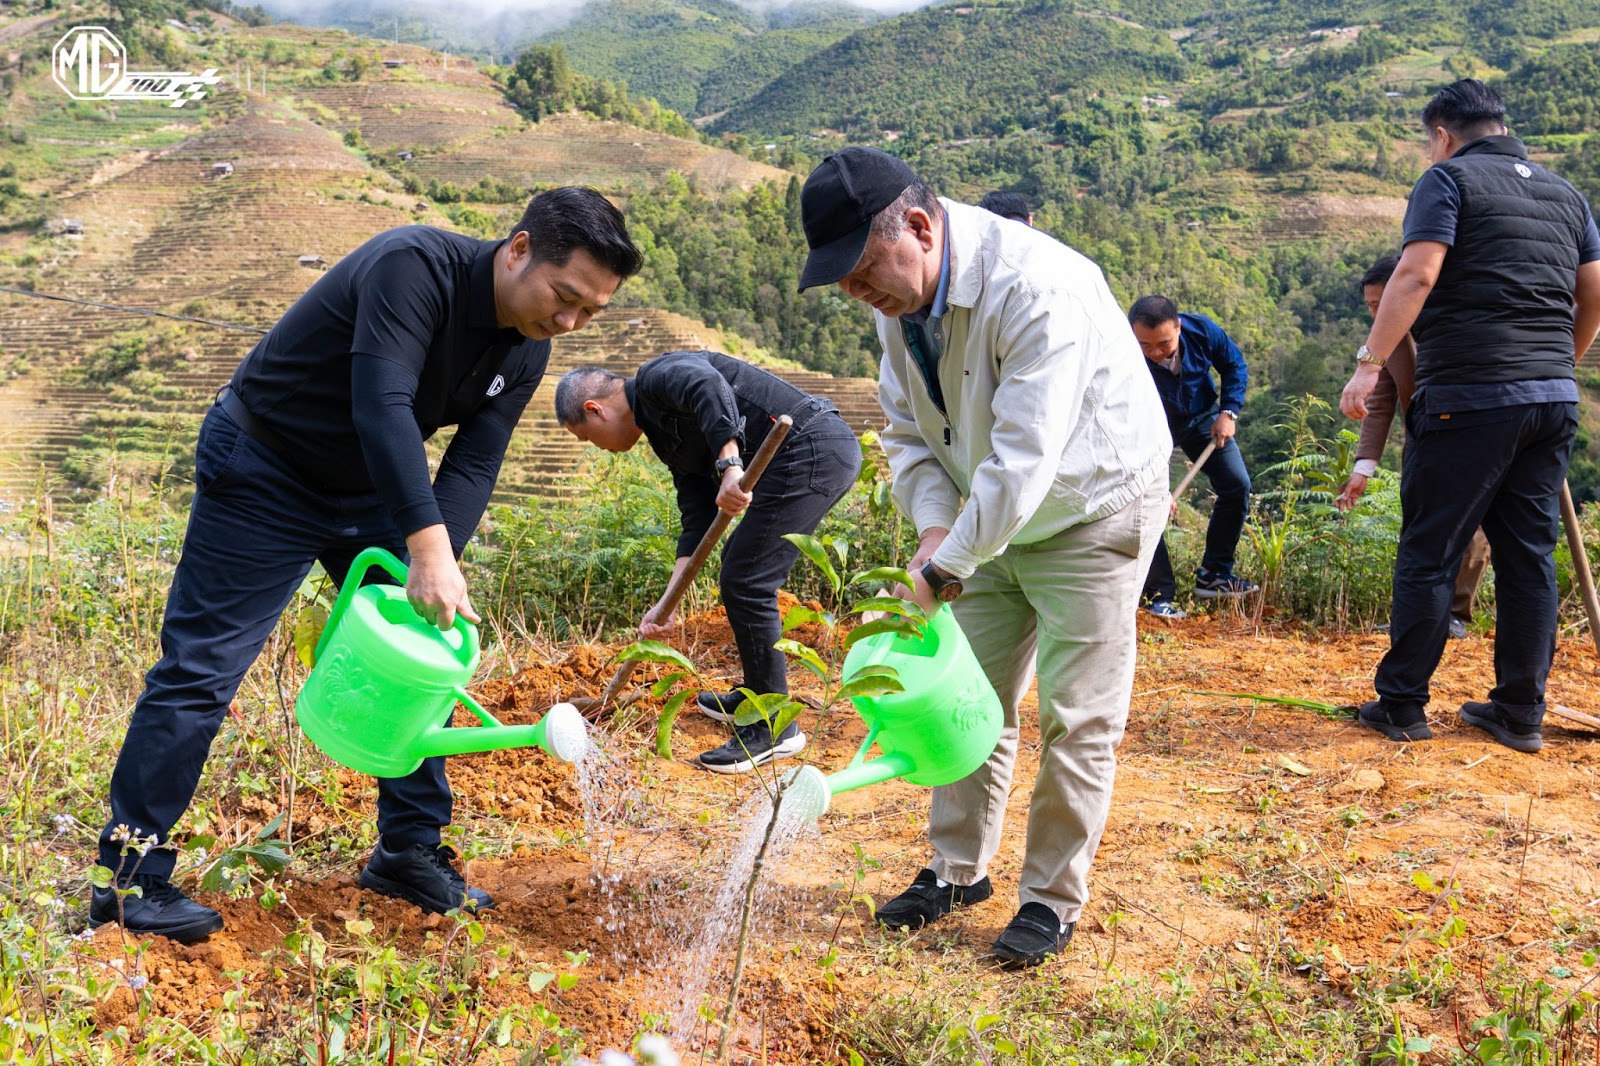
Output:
(1143, 312), (1248, 434)
(1403, 165), (1599, 410)
(230, 226), (547, 549)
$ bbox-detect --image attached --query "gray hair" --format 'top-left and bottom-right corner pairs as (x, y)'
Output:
(554, 366), (626, 425)
(868, 180), (941, 243)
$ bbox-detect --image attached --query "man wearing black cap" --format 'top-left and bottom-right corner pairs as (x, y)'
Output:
(798, 146), (1171, 968)
(1340, 79), (1600, 753)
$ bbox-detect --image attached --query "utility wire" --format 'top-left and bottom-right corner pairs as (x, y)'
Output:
(0, 285), (271, 335)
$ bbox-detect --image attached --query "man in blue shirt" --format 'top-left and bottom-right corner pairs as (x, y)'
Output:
(92, 188), (642, 943)
(1341, 79), (1600, 752)
(1129, 296), (1258, 616)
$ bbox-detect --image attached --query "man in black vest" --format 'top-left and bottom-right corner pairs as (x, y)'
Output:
(1340, 80), (1600, 752)
(93, 188), (642, 943)
(555, 354), (861, 772)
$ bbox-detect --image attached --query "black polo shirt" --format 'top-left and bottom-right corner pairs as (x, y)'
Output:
(228, 226), (548, 546)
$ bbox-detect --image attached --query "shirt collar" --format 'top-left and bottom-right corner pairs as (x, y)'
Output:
(469, 239), (508, 332)
(1455, 134), (1528, 161)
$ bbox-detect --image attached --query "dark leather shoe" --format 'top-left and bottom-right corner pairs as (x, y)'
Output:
(1356, 700), (1433, 742)
(991, 902), (1073, 969)
(359, 843), (494, 914)
(89, 876), (223, 944)
(1460, 701), (1543, 753)
(876, 868), (992, 930)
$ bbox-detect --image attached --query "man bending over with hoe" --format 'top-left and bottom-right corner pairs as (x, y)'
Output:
(556, 353), (861, 772)
(93, 188), (641, 944)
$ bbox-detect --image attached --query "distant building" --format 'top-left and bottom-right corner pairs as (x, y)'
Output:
(396, 150), (414, 162)
(211, 161), (234, 178)
(297, 255), (328, 269)
(383, 59), (404, 69)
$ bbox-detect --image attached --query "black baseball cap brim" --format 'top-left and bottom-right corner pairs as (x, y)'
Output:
(798, 224), (871, 292)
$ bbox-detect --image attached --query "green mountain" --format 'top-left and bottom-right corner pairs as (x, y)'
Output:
(710, 0), (1185, 139)
(538, 0), (878, 117)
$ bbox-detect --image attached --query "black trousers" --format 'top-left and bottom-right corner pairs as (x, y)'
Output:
(99, 405), (450, 881)
(1376, 398), (1577, 724)
(1143, 420), (1252, 601)
(719, 419), (861, 695)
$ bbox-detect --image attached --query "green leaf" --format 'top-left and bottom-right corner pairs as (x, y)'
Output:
(733, 691), (805, 728)
(557, 972), (579, 991)
(847, 566), (914, 590)
(654, 689), (695, 759)
(1404, 1037), (1432, 1053)
(528, 971), (557, 993)
(848, 595), (919, 618)
(293, 602), (328, 668)
(616, 640), (698, 675)
(256, 811), (287, 842)
(781, 604), (826, 633)
(844, 616), (925, 648)
(835, 674), (906, 702)
(825, 535), (850, 568)
(774, 639), (829, 684)
(88, 865), (115, 889)
(650, 671), (688, 699)
(783, 533), (840, 594)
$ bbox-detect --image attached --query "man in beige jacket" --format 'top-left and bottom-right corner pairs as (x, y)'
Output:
(1336, 254), (1490, 639)
(798, 147), (1170, 968)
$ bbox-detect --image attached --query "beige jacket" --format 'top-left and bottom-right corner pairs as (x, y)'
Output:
(878, 200), (1171, 578)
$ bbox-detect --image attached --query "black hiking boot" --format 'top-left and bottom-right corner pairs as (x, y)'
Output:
(990, 903), (1074, 969)
(1356, 700), (1434, 742)
(359, 842), (494, 914)
(89, 875), (224, 944)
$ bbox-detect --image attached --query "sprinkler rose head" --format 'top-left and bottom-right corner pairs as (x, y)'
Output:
(541, 702), (590, 763)
(777, 765), (830, 823)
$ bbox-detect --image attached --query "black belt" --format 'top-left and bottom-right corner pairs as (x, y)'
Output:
(215, 385), (293, 459)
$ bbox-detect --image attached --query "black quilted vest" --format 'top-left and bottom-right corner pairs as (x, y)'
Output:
(1413, 136), (1591, 386)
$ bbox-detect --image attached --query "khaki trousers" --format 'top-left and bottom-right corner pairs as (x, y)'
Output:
(929, 488), (1165, 923)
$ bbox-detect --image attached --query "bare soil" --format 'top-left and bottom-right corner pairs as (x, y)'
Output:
(85, 606), (1600, 1061)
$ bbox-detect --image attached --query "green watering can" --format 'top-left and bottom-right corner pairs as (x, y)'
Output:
(296, 547), (588, 778)
(780, 605), (1003, 822)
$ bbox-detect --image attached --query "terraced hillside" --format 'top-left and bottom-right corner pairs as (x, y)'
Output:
(0, 9), (860, 508)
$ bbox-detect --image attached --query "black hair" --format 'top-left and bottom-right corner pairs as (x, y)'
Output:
(1128, 295), (1180, 329)
(977, 191), (1031, 223)
(1360, 254), (1401, 290)
(511, 187), (644, 280)
(1420, 79), (1507, 138)
(554, 366), (627, 425)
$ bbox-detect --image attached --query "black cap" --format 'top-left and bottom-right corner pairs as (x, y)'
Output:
(798, 146), (917, 292)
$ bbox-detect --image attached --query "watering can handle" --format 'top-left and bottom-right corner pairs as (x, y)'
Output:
(451, 686), (502, 728)
(312, 546), (479, 666)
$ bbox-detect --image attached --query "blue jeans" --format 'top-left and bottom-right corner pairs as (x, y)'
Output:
(1142, 420), (1252, 602)
(1376, 399), (1576, 724)
(99, 404), (452, 880)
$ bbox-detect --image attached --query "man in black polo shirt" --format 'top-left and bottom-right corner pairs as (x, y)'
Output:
(555, 353), (860, 772)
(1340, 80), (1600, 752)
(92, 187), (642, 942)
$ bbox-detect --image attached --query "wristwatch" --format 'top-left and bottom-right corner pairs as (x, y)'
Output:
(714, 455), (745, 476)
(1220, 410), (1238, 423)
(1355, 344), (1386, 368)
(920, 561), (965, 603)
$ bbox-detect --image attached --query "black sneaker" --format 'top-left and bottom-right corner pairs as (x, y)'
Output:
(358, 842), (494, 914)
(1193, 568), (1260, 599)
(697, 690), (747, 724)
(1448, 616), (1470, 640)
(990, 902), (1074, 969)
(696, 720), (806, 774)
(1459, 701), (1543, 753)
(89, 875), (223, 944)
(876, 868), (993, 931)
(1356, 700), (1434, 742)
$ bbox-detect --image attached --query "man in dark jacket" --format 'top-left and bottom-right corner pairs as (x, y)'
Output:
(1341, 79), (1600, 752)
(556, 352), (861, 772)
(1129, 296), (1258, 617)
(93, 187), (642, 944)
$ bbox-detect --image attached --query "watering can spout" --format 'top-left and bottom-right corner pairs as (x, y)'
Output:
(414, 701), (590, 765)
(777, 752), (918, 824)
